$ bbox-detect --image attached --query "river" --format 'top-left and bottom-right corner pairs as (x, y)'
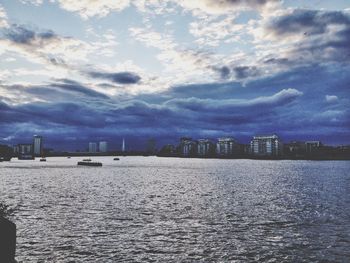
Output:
(0, 157), (349, 262)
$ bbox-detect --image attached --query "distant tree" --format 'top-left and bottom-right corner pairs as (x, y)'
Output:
(0, 144), (13, 161)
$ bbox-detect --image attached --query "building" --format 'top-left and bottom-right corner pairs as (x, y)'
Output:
(122, 138), (126, 152)
(33, 135), (43, 156)
(179, 137), (197, 157)
(99, 141), (108, 153)
(305, 141), (322, 153)
(216, 137), (238, 157)
(197, 139), (215, 157)
(250, 134), (282, 156)
(88, 142), (97, 153)
(16, 144), (34, 160)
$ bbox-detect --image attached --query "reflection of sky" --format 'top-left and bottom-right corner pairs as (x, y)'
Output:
(0, 0), (349, 150)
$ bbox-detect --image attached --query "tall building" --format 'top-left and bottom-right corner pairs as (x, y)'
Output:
(179, 137), (197, 157)
(197, 139), (215, 157)
(216, 137), (238, 157)
(250, 134), (282, 156)
(88, 142), (97, 153)
(33, 135), (43, 156)
(122, 138), (126, 152)
(17, 144), (34, 160)
(99, 141), (108, 153)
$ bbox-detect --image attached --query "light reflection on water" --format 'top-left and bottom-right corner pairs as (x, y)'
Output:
(0, 157), (349, 262)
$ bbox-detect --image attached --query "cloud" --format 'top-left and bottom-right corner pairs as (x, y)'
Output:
(86, 71), (141, 84)
(212, 65), (261, 80)
(266, 9), (350, 37)
(325, 95), (338, 103)
(244, 9), (350, 82)
(213, 66), (231, 79)
(177, 0), (280, 14)
(0, 79), (110, 106)
(189, 15), (244, 47)
(50, 79), (110, 99)
(165, 88), (303, 112)
(56, 0), (131, 19)
(19, 0), (43, 5)
(262, 10), (350, 63)
(233, 66), (260, 79)
(0, 5), (8, 28)
(22, 0), (278, 19)
(1, 65), (349, 147)
(0, 101), (108, 127)
(4, 24), (52, 44)
(0, 88), (303, 133)
(129, 27), (221, 83)
(0, 24), (96, 68)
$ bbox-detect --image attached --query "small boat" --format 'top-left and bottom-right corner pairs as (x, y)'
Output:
(67, 156), (71, 159)
(77, 161), (102, 167)
(40, 158), (46, 162)
(113, 157), (120, 161)
(82, 158), (91, 162)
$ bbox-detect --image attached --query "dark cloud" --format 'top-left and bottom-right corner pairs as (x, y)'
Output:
(49, 57), (67, 66)
(263, 57), (290, 65)
(51, 79), (110, 99)
(3, 24), (57, 44)
(212, 65), (260, 80)
(87, 71), (141, 84)
(1, 65), (349, 148)
(0, 24), (74, 69)
(165, 88), (302, 113)
(267, 9), (350, 37)
(3, 24), (36, 44)
(213, 66), (231, 79)
(263, 10), (350, 66)
(233, 66), (260, 79)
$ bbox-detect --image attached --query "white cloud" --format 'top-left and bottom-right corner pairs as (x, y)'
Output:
(21, 0), (279, 19)
(129, 27), (219, 84)
(56, 0), (131, 19)
(19, 0), (43, 5)
(175, 0), (280, 15)
(325, 95), (339, 103)
(0, 25), (106, 70)
(189, 15), (244, 47)
(0, 5), (9, 28)
(4, 57), (16, 62)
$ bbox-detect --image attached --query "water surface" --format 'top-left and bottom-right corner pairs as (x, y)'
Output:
(0, 157), (349, 262)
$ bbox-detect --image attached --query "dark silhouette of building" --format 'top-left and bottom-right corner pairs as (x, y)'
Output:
(14, 144), (34, 160)
(33, 135), (43, 157)
(197, 139), (215, 157)
(250, 134), (283, 157)
(178, 137), (197, 157)
(216, 137), (238, 157)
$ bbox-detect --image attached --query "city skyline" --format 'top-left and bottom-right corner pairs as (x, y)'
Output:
(0, 0), (349, 149)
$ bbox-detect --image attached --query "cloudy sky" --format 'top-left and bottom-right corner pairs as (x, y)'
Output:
(0, 0), (349, 150)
